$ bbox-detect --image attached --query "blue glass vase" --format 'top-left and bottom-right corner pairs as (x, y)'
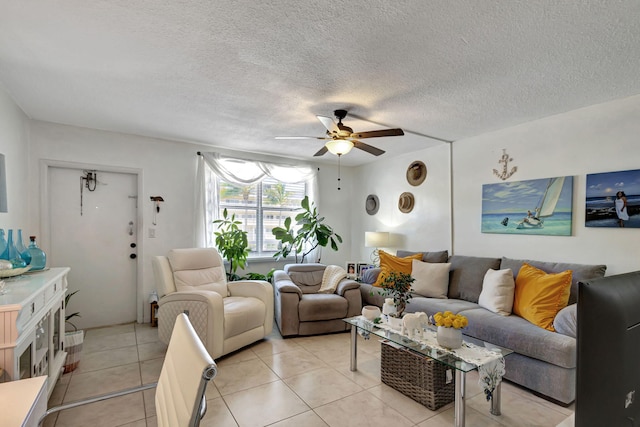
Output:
(0, 228), (7, 260)
(6, 229), (27, 268)
(27, 236), (46, 271)
(16, 229), (31, 264)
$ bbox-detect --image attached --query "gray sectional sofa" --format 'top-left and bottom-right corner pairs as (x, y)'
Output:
(359, 251), (606, 405)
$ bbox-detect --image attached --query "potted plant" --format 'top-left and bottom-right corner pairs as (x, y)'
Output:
(272, 196), (342, 263)
(63, 290), (84, 373)
(380, 271), (414, 317)
(213, 208), (250, 281)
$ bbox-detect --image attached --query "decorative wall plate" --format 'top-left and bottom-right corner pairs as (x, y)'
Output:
(365, 194), (379, 215)
(406, 161), (427, 186)
(398, 192), (415, 213)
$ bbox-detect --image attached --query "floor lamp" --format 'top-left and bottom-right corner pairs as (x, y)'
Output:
(364, 231), (390, 266)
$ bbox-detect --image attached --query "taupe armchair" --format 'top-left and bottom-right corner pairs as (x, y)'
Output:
(273, 263), (362, 336)
(152, 248), (273, 359)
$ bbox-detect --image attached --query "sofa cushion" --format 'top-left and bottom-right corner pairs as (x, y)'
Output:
(372, 251), (423, 287)
(397, 250), (449, 263)
(299, 294), (348, 321)
(285, 263), (326, 293)
(513, 263), (572, 331)
(406, 297), (479, 316)
(361, 267), (381, 285)
(448, 255), (502, 302)
(410, 260), (451, 298)
(223, 296), (266, 338)
(478, 268), (515, 316)
(460, 307), (576, 368)
(553, 303), (578, 338)
(500, 257), (606, 305)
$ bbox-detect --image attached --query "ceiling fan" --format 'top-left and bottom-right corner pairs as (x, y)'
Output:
(276, 109), (404, 157)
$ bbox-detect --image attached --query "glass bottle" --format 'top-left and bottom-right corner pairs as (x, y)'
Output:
(6, 229), (27, 268)
(27, 236), (47, 271)
(16, 229), (30, 264)
(0, 228), (7, 260)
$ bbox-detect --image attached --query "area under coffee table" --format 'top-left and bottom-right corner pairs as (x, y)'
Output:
(343, 316), (512, 427)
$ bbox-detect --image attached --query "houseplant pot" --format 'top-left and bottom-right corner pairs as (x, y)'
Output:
(63, 290), (84, 373)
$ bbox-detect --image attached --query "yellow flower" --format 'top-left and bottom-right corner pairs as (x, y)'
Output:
(433, 311), (468, 329)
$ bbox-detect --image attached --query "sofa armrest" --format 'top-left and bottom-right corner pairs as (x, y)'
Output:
(228, 280), (273, 302)
(157, 290), (225, 356)
(336, 278), (360, 296)
(273, 270), (304, 297)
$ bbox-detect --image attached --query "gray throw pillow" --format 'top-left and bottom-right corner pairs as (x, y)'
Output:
(553, 304), (577, 338)
(448, 255), (502, 302)
(361, 267), (381, 285)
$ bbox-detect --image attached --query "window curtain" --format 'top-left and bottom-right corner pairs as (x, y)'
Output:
(194, 152), (318, 248)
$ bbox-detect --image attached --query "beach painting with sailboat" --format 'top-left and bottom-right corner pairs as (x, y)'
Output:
(482, 176), (573, 235)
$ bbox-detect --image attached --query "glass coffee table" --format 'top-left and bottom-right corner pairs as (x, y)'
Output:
(344, 316), (512, 427)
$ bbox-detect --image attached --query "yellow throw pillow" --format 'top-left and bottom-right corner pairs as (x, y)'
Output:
(513, 263), (573, 331)
(372, 251), (423, 287)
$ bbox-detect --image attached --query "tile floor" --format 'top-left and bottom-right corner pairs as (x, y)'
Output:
(45, 323), (575, 427)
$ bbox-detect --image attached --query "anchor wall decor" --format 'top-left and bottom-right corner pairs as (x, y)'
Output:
(493, 149), (517, 181)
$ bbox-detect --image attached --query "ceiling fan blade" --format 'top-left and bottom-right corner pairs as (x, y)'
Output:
(351, 128), (404, 139)
(313, 146), (329, 157)
(316, 115), (340, 134)
(275, 136), (328, 140)
(353, 140), (385, 156)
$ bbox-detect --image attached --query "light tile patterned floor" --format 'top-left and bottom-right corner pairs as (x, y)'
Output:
(45, 323), (574, 427)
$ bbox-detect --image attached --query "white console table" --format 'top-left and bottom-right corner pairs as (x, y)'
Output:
(0, 267), (69, 397)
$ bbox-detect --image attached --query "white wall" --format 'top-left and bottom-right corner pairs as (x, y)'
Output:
(452, 94), (640, 275)
(0, 86), (30, 232)
(350, 143), (452, 262)
(26, 120), (352, 321)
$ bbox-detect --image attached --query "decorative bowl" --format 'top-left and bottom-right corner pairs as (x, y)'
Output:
(0, 266), (32, 278)
(362, 305), (381, 321)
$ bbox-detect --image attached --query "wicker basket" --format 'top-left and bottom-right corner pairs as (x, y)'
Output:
(381, 341), (455, 410)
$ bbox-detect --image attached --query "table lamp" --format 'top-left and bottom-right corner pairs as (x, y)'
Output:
(364, 231), (390, 266)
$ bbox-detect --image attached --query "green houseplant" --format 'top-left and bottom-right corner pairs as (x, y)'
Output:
(272, 196), (342, 263)
(380, 271), (415, 317)
(214, 208), (250, 281)
(64, 290), (83, 373)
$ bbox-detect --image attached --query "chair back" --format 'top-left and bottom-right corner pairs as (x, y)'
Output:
(168, 248), (229, 297)
(156, 313), (218, 427)
(284, 263), (326, 293)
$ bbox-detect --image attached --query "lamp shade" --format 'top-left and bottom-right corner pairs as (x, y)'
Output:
(325, 139), (354, 156)
(365, 231), (389, 248)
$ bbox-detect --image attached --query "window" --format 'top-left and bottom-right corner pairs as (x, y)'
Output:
(203, 161), (308, 257)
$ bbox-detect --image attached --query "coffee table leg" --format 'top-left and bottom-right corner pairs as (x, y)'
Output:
(350, 326), (358, 371)
(455, 370), (466, 427)
(490, 382), (501, 415)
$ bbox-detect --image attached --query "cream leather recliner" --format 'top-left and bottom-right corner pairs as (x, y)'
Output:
(152, 248), (273, 359)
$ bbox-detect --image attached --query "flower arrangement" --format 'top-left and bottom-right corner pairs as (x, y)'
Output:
(433, 311), (468, 329)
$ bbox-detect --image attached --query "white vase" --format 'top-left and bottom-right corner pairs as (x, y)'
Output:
(387, 316), (403, 330)
(437, 326), (463, 349)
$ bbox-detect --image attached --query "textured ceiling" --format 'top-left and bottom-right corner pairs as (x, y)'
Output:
(1, 1), (640, 166)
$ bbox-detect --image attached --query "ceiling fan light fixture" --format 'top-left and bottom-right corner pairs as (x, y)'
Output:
(325, 139), (354, 156)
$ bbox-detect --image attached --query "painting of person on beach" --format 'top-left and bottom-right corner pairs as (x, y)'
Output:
(586, 169), (640, 228)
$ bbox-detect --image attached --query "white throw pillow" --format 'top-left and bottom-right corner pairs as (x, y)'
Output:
(410, 260), (451, 299)
(478, 268), (515, 316)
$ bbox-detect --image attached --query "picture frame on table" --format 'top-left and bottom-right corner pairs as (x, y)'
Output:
(346, 262), (357, 279)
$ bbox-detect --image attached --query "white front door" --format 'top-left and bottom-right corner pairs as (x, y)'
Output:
(49, 167), (138, 330)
